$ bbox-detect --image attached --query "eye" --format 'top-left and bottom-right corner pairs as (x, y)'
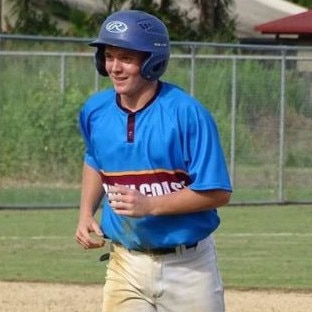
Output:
(121, 55), (133, 63)
(104, 53), (113, 61)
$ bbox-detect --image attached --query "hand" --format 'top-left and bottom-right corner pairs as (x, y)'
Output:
(75, 215), (105, 249)
(107, 184), (151, 217)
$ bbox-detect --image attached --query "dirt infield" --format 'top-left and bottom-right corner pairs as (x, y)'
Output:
(0, 281), (311, 312)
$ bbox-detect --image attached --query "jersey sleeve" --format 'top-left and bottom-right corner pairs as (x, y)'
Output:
(183, 103), (232, 192)
(78, 101), (100, 171)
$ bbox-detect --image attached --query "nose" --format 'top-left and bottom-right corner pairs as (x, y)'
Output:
(110, 58), (122, 73)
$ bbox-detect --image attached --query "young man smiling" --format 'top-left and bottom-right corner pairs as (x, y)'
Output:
(75, 10), (232, 312)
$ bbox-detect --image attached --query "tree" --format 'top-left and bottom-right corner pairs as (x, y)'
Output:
(193, 0), (236, 41)
(6, 0), (61, 35)
(129, 0), (236, 41)
(4, 0), (236, 41)
(4, 0), (130, 36)
(128, 0), (208, 41)
(288, 0), (311, 8)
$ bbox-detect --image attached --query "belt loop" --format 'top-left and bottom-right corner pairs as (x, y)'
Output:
(175, 245), (184, 255)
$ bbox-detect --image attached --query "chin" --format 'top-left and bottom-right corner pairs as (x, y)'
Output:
(113, 85), (127, 93)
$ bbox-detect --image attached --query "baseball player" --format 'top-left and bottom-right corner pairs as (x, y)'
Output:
(75, 10), (232, 312)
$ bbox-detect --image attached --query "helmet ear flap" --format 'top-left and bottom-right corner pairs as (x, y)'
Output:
(94, 47), (108, 76)
(141, 55), (169, 81)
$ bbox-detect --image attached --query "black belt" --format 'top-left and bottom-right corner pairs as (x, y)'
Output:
(117, 242), (198, 256)
(99, 242), (199, 261)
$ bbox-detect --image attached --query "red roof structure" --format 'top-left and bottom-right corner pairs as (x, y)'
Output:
(255, 10), (312, 35)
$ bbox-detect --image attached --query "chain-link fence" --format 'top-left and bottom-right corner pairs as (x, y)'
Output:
(0, 35), (311, 208)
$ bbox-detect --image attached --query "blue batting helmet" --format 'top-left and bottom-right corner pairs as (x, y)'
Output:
(89, 10), (170, 80)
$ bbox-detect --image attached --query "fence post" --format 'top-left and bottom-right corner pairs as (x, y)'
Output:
(190, 44), (196, 96)
(60, 54), (66, 94)
(230, 56), (237, 187)
(278, 50), (286, 203)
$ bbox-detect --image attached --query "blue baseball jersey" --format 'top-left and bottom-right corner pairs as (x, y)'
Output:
(79, 81), (232, 250)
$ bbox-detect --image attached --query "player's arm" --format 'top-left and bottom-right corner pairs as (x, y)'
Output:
(107, 184), (231, 217)
(75, 162), (105, 248)
(149, 187), (231, 215)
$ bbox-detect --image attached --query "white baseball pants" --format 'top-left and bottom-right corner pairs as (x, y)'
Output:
(102, 235), (225, 312)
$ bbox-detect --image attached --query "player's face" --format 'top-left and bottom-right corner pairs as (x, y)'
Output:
(105, 46), (149, 97)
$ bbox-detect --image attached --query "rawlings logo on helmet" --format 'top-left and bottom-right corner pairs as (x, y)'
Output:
(106, 21), (128, 33)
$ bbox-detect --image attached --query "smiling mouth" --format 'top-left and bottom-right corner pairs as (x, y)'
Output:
(112, 76), (127, 82)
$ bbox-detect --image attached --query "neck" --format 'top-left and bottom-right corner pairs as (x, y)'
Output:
(119, 81), (159, 112)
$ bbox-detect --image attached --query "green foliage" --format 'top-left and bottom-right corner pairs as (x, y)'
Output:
(0, 54), (93, 182)
(0, 49), (311, 189)
(4, 0), (237, 42)
(191, 59), (255, 162)
(129, 0), (200, 41)
(165, 57), (311, 167)
(288, 0), (311, 8)
(236, 61), (281, 118)
(194, 0), (236, 42)
(27, 74), (86, 181)
(6, 0), (61, 35)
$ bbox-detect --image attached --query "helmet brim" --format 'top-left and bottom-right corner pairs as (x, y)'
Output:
(89, 39), (103, 47)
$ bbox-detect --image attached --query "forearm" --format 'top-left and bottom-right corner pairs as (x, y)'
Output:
(108, 184), (231, 218)
(75, 163), (105, 249)
(150, 188), (231, 216)
(79, 162), (104, 218)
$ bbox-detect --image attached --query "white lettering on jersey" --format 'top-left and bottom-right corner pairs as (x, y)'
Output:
(102, 181), (186, 196)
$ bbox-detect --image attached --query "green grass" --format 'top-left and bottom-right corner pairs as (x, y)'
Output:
(0, 206), (311, 291)
(0, 186), (80, 206)
(0, 208), (109, 284)
(216, 206), (312, 290)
